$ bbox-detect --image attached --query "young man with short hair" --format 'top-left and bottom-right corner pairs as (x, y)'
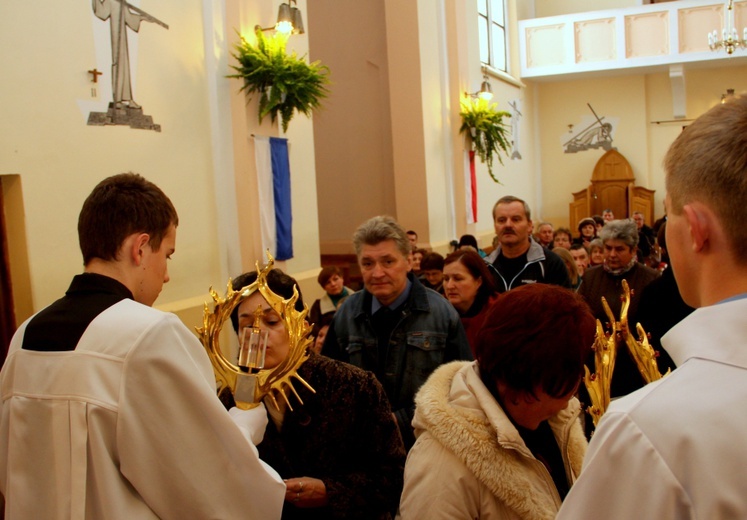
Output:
(569, 243), (590, 277)
(559, 93), (747, 520)
(0, 173), (284, 519)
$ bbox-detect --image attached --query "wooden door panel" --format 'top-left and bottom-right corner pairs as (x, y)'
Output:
(595, 183), (628, 219)
(571, 150), (654, 225)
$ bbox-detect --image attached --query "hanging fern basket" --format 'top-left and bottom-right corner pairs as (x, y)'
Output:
(459, 97), (511, 183)
(228, 27), (330, 132)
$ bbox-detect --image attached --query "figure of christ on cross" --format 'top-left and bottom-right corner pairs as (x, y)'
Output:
(92, 0), (168, 109)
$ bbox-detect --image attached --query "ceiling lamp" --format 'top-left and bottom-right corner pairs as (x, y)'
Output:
(708, 0), (746, 55)
(275, 0), (304, 35)
(466, 75), (493, 101)
(257, 0), (304, 36)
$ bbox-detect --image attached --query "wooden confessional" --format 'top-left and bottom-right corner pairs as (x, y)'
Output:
(569, 149), (655, 227)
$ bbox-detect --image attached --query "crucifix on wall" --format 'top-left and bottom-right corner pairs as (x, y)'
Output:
(87, 0), (168, 132)
(508, 100), (523, 160)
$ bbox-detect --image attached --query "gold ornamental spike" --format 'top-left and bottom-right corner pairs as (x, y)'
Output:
(196, 251), (315, 410)
(583, 279), (668, 426)
(619, 279), (670, 384)
(583, 316), (616, 427)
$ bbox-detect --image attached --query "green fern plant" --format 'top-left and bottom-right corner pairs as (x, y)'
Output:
(459, 97), (511, 183)
(229, 27), (330, 132)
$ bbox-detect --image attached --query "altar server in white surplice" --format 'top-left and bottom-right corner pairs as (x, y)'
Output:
(558, 93), (747, 519)
(0, 173), (285, 519)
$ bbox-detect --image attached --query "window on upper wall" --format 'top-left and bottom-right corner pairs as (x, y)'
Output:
(478, 0), (507, 73)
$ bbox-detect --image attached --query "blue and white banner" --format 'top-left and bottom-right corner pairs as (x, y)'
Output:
(254, 136), (293, 260)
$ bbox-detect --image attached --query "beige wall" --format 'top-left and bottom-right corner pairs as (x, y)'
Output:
(309, 0), (544, 253)
(1, 0), (221, 313)
(537, 74), (649, 225)
(3, 0), (744, 336)
(404, 0), (546, 248)
(535, 64), (747, 229)
(1, 0), (324, 333)
(308, 0), (396, 255)
(386, 0), (432, 242)
(646, 65), (747, 215)
(463, 19), (540, 245)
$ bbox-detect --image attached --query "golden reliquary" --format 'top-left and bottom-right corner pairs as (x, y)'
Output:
(196, 254), (315, 410)
(583, 279), (670, 427)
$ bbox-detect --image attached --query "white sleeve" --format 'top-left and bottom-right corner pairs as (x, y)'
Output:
(557, 411), (692, 519)
(229, 404), (268, 446)
(117, 314), (285, 520)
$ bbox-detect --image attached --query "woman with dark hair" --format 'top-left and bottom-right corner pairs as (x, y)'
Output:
(457, 234), (487, 257)
(418, 251), (445, 295)
(310, 312), (335, 355)
(229, 268), (405, 519)
(442, 249), (499, 353)
(398, 284), (595, 519)
(573, 217), (597, 248)
(308, 266), (355, 329)
(411, 248), (427, 276)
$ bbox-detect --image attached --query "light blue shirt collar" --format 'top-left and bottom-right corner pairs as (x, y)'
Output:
(371, 279), (412, 314)
(717, 292), (747, 304)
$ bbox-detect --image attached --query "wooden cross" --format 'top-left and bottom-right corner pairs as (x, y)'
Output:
(88, 68), (103, 83)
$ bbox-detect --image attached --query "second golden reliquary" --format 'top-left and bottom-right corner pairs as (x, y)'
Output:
(583, 279), (670, 427)
(196, 255), (315, 410)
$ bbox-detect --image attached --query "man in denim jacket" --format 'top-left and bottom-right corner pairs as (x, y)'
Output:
(324, 216), (472, 449)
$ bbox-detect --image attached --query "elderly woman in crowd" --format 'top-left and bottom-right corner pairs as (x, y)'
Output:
(442, 249), (499, 352)
(579, 219), (660, 332)
(397, 284), (595, 519)
(578, 219), (660, 404)
(229, 268), (405, 519)
(308, 266), (354, 329)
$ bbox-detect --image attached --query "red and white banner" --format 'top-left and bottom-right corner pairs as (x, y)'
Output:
(464, 150), (478, 223)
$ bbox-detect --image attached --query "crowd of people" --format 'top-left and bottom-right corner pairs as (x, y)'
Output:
(1, 95), (746, 519)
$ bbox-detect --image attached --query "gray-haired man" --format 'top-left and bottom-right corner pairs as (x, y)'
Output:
(324, 215), (471, 448)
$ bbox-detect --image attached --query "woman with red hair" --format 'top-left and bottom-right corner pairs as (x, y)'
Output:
(398, 284), (595, 519)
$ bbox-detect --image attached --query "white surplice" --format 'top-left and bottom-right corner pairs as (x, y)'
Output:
(0, 299), (284, 519)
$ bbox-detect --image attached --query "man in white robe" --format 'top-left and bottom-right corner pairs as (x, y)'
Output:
(0, 173), (285, 519)
(557, 94), (747, 518)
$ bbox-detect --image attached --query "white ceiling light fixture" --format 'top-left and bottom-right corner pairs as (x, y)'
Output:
(708, 0), (746, 55)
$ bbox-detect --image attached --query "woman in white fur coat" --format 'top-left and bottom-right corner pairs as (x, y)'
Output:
(397, 284), (595, 520)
